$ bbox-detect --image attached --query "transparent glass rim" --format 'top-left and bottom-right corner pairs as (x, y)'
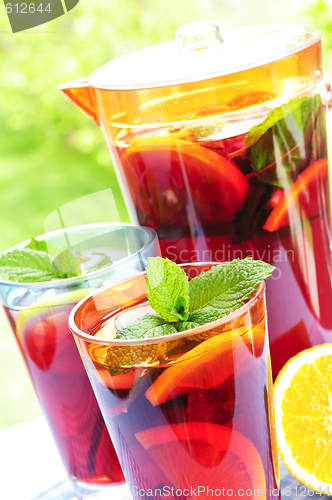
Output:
(69, 263), (265, 346)
(0, 223), (155, 289)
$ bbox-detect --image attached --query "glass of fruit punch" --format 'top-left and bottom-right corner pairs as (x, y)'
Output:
(0, 223), (160, 499)
(69, 257), (280, 500)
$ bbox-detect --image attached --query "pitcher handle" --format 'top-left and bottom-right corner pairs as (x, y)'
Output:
(58, 78), (100, 126)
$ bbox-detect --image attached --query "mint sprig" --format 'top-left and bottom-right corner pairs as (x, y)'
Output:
(25, 237), (49, 253)
(245, 94), (321, 187)
(0, 238), (116, 283)
(146, 257), (189, 322)
(115, 257), (274, 339)
(0, 238), (82, 283)
(26, 237), (58, 257)
(0, 248), (64, 283)
(52, 248), (82, 278)
(87, 253), (113, 274)
(188, 258), (273, 317)
(115, 313), (177, 340)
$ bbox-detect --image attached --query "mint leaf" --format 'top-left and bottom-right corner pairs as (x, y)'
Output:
(114, 257), (273, 340)
(25, 238), (59, 257)
(0, 248), (62, 283)
(146, 257), (189, 322)
(245, 95), (321, 187)
(26, 238), (48, 253)
(187, 306), (223, 325)
(52, 249), (81, 278)
(176, 321), (200, 332)
(169, 119), (223, 140)
(188, 121), (220, 139)
(115, 313), (177, 340)
(189, 258), (274, 319)
(87, 253), (113, 273)
(245, 95), (320, 149)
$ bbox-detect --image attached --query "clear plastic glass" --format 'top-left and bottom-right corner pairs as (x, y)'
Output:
(69, 265), (280, 499)
(0, 223), (160, 500)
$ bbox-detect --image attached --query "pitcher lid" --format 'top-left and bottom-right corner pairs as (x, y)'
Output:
(89, 22), (321, 90)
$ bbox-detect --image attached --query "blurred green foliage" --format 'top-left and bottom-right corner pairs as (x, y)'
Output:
(0, 0), (322, 253)
(0, 0), (331, 428)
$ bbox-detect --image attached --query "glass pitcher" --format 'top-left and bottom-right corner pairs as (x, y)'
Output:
(59, 21), (332, 377)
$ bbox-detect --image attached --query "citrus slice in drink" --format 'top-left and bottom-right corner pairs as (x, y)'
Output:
(16, 288), (93, 333)
(136, 422), (266, 498)
(263, 158), (329, 232)
(274, 344), (332, 493)
(146, 324), (265, 406)
(16, 289), (93, 370)
(121, 137), (249, 225)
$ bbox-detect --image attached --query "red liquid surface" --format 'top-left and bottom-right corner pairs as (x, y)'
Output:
(5, 302), (124, 485)
(112, 99), (332, 376)
(77, 273), (279, 499)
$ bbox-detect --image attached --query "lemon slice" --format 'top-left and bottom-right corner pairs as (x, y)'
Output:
(274, 344), (332, 495)
(16, 288), (93, 334)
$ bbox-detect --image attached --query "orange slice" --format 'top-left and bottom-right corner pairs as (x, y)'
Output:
(274, 344), (332, 493)
(136, 422), (266, 498)
(145, 324), (265, 406)
(121, 137), (249, 225)
(263, 158), (329, 232)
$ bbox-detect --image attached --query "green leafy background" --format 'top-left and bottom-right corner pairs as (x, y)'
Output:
(0, 0), (331, 428)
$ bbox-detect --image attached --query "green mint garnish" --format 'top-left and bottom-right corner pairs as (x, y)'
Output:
(0, 238), (84, 283)
(52, 248), (81, 278)
(145, 257), (189, 322)
(187, 121), (220, 139)
(0, 248), (64, 283)
(115, 313), (177, 340)
(188, 257), (273, 318)
(25, 237), (49, 253)
(245, 94), (321, 187)
(185, 306), (222, 327)
(176, 321), (200, 332)
(87, 253), (113, 274)
(25, 237), (58, 257)
(115, 257), (274, 339)
(169, 120), (222, 140)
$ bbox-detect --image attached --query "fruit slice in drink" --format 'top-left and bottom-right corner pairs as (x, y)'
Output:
(121, 137), (249, 226)
(263, 158), (329, 232)
(136, 422), (266, 499)
(146, 323), (265, 406)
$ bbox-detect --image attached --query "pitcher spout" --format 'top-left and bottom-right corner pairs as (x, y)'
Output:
(57, 78), (99, 126)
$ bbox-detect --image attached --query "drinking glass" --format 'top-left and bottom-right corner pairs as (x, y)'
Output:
(69, 263), (280, 499)
(0, 223), (160, 500)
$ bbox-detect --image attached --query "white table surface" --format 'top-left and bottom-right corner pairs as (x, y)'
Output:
(0, 416), (68, 500)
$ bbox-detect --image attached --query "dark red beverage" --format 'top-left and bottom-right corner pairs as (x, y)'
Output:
(110, 91), (332, 377)
(4, 291), (124, 485)
(70, 266), (280, 499)
(0, 223), (159, 497)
